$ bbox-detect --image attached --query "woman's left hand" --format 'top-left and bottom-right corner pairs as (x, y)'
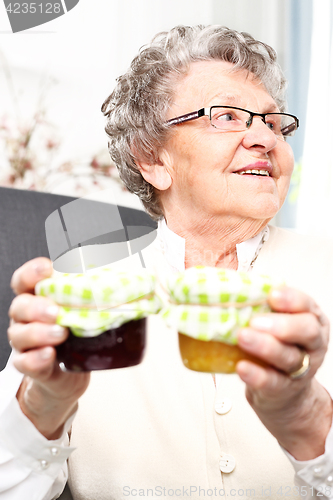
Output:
(237, 286), (332, 461)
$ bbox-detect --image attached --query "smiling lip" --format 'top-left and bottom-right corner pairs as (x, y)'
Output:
(234, 162), (273, 176)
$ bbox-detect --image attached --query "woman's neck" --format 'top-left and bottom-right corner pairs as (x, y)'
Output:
(164, 214), (269, 270)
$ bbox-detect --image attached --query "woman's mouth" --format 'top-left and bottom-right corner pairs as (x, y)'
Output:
(233, 162), (273, 177)
(236, 169), (270, 176)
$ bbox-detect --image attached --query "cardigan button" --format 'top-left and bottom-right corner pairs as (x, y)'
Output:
(50, 446), (60, 456)
(312, 466), (324, 478)
(326, 475), (333, 486)
(215, 398), (232, 415)
(39, 459), (50, 470)
(219, 454), (236, 473)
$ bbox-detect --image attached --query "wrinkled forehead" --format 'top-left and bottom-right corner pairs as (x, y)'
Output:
(168, 60), (278, 117)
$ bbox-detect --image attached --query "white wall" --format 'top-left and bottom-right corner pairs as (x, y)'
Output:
(296, 0), (333, 238)
(0, 0), (218, 205)
(212, 0), (289, 66)
(0, 0), (213, 188)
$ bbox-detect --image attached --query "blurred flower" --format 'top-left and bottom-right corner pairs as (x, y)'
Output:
(46, 139), (59, 150)
(0, 54), (125, 196)
(0, 110), (125, 194)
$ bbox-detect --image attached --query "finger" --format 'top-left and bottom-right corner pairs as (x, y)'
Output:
(13, 346), (56, 381)
(269, 287), (329, 327)
(238, 328), (306, 374)
(236, 360), (293, 393)
(9, 294), (59, 324)
(249, 312), (327, 351)
(8, 322), (68, 352)
(11, 257), (53, 295)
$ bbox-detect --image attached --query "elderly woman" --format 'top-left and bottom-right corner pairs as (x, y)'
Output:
(1, 25), (333, 500)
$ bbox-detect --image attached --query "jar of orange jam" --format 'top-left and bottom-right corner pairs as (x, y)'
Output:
(162, 266), (274, 373)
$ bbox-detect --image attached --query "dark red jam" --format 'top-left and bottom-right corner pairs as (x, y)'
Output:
(56, 318), (146, 372)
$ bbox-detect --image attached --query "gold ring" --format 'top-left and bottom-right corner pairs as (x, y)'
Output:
(289, 351), (311, 380)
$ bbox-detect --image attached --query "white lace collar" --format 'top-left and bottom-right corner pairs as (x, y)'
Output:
(157, 219), (269, 273)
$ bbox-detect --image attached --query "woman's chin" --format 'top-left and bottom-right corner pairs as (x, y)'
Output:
(246, 195), (281, 220)
(221, 198), (280, 223)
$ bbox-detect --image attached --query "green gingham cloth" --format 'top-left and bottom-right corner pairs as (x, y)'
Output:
(161, 266), (276, 345)
(35, 268), (162, 337)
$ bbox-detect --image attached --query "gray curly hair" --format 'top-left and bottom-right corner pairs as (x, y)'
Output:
(101, 25), (287, 220)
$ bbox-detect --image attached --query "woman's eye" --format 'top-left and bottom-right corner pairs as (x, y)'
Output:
(216, 113), (234, 122)
(266, 121), (275, 130)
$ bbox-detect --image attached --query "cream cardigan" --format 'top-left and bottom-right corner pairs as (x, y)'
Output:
(68, 226), (333, 500)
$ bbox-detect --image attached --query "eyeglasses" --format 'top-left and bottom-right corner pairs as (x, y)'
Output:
(166, 106), (299, 139)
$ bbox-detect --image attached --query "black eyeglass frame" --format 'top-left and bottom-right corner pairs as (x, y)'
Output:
(166, 105), (300, 137)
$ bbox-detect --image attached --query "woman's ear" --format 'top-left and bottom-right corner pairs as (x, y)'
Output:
(136, 151), (172, 191)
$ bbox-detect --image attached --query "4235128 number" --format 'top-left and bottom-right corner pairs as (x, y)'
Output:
(5, 3), (62, 14)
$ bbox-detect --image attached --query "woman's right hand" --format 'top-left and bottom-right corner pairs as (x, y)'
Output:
(8, 257), (90, 440)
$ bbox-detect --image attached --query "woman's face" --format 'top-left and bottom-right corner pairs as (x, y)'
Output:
(156, 60), (294, 224)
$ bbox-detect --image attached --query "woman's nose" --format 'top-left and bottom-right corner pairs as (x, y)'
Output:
(242, 116), (278, 152)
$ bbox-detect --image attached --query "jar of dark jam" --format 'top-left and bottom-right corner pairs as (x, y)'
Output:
(57, 318), (146, 372)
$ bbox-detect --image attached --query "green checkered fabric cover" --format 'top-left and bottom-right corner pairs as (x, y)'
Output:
(35, 268), (162, 337)
(162, 266), (275, 344)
